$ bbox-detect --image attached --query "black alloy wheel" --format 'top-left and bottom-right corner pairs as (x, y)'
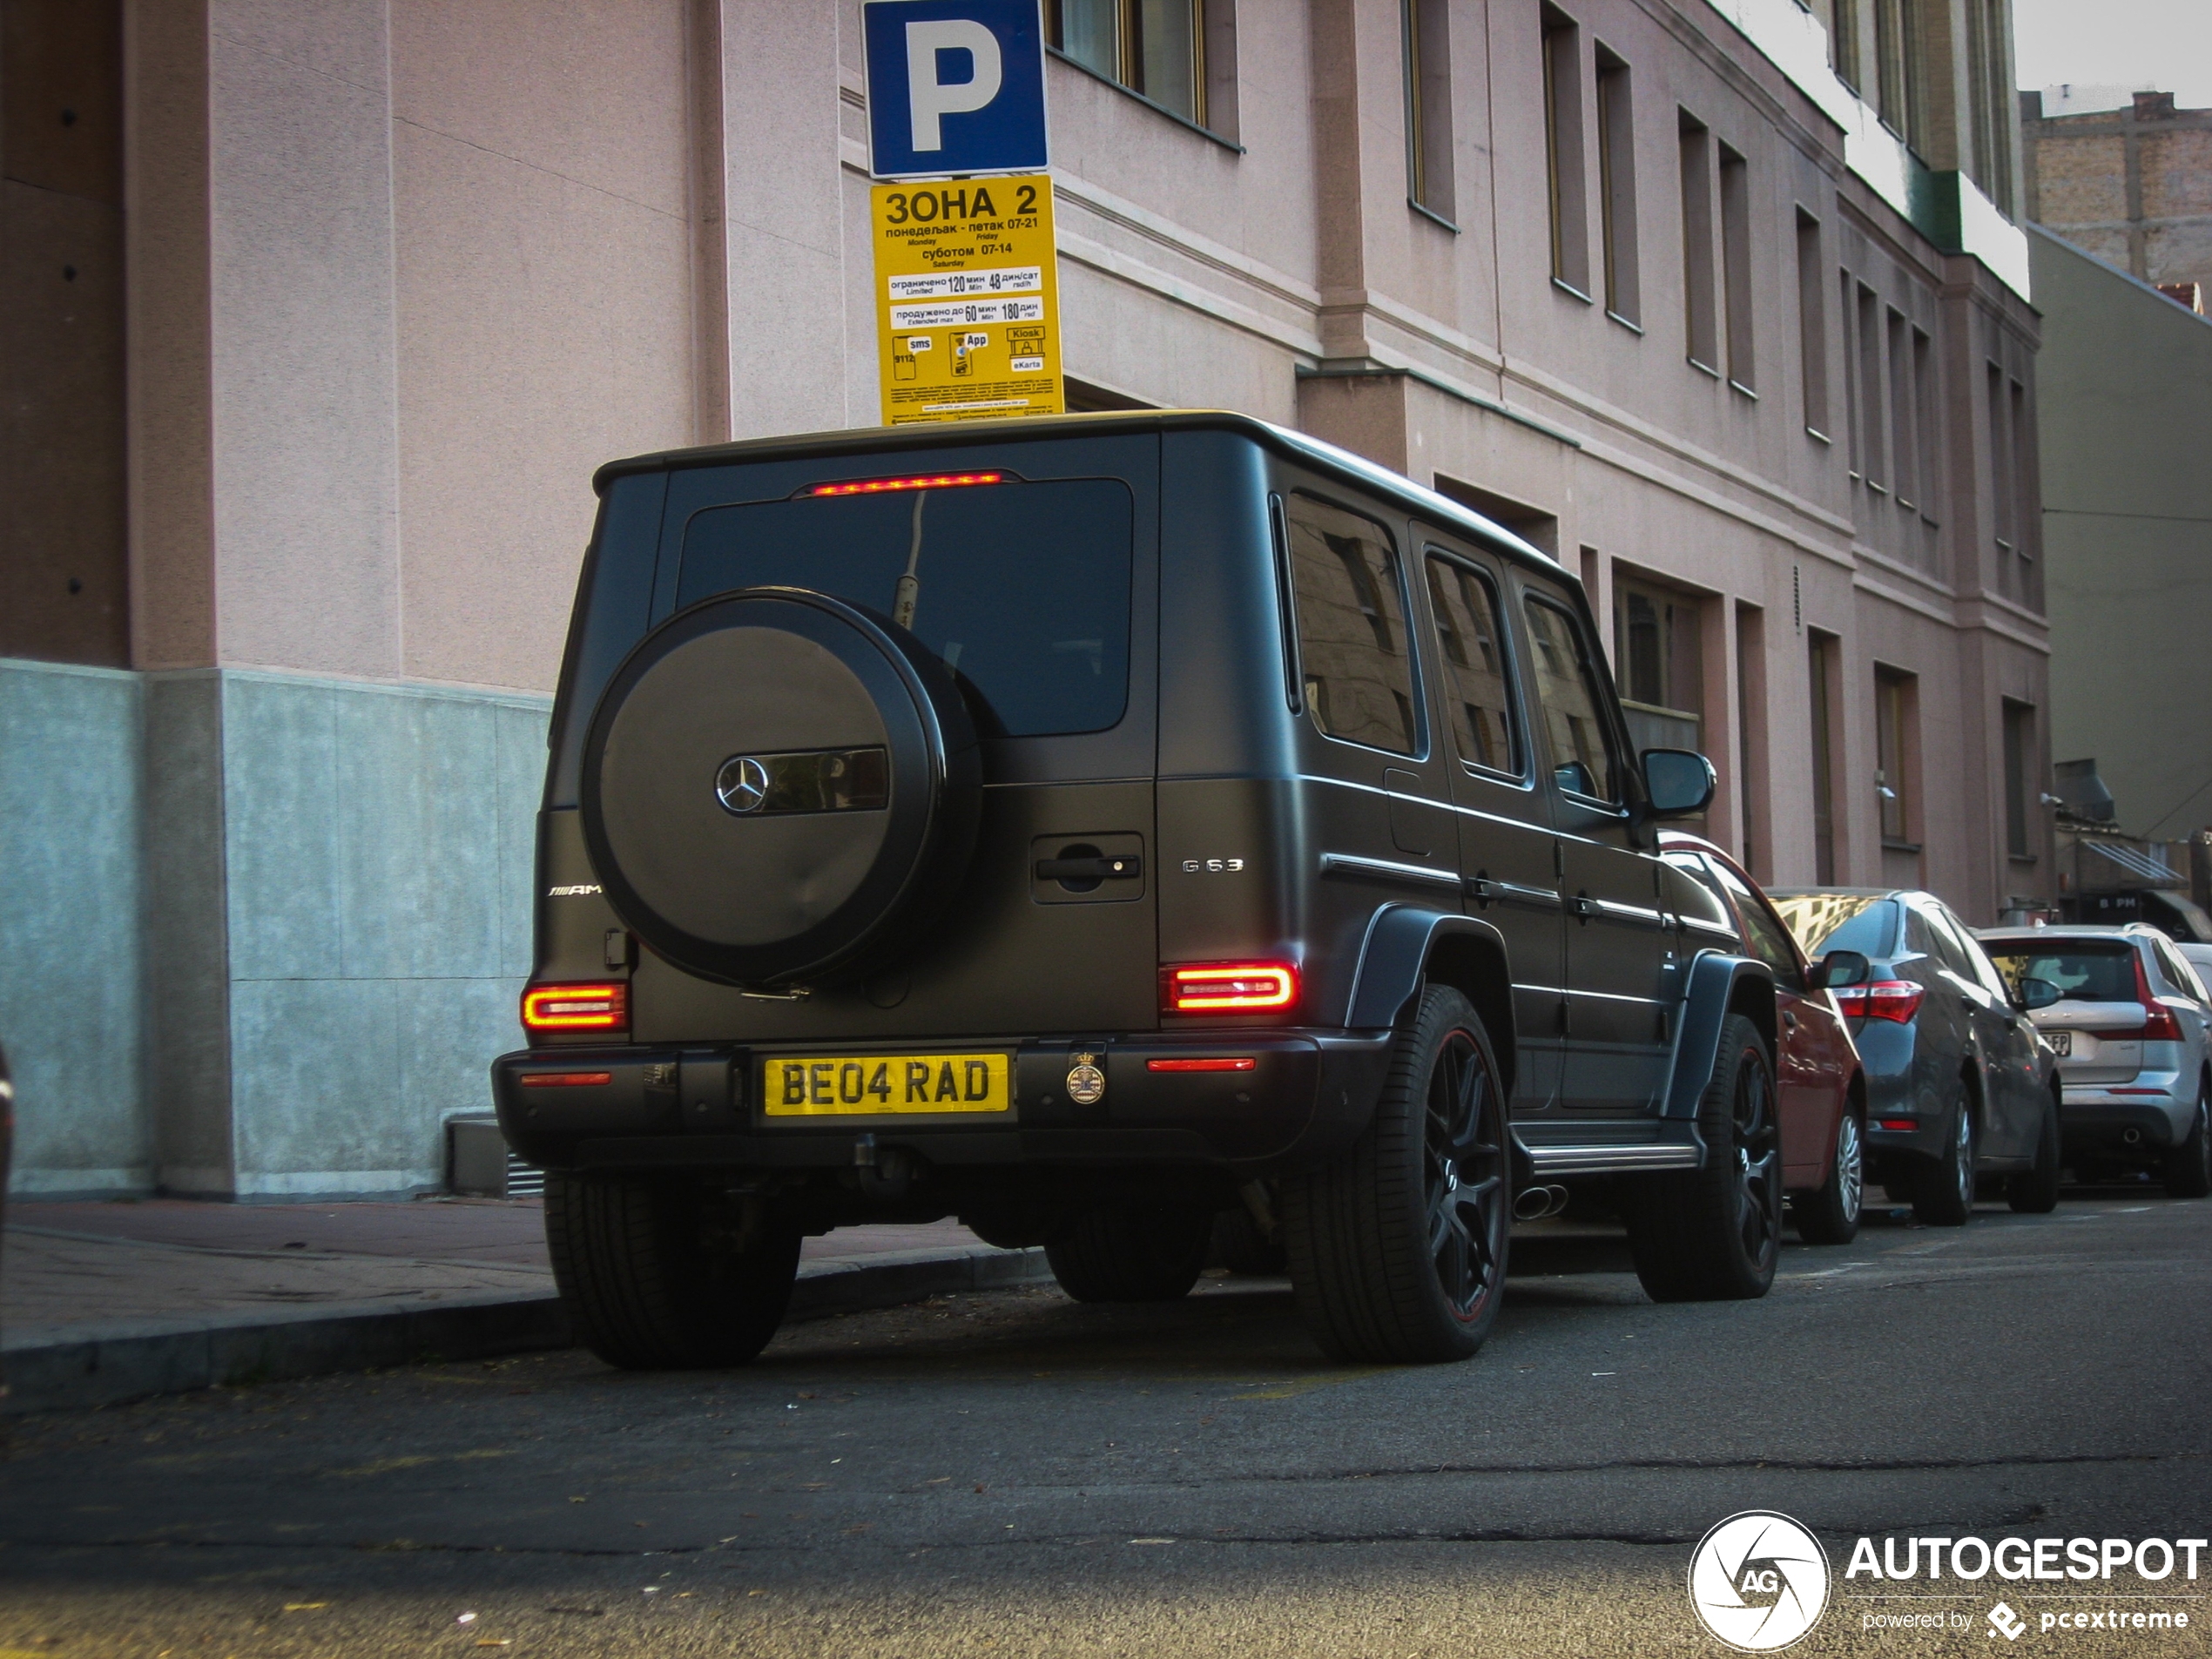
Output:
(1281, 986), (1511, 1363)
(1423, 1022), (1511, 1327)
(1624, 1012), (1781, 1301)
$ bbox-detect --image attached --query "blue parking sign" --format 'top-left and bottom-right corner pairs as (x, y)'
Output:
(862, 0), (1049, 179)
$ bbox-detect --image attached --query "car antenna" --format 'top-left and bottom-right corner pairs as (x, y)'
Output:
(893, 489), (924, 631)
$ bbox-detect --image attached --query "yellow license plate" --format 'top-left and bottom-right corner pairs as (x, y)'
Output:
(762, 1053), (1012, 1116)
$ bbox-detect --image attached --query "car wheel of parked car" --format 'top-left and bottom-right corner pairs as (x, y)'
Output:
(1211, 1205), (1289, 1276)
(2162, 1089), (2212, 1201)
(1045, 1205), (1211, 1302)
(1280, 986), (1510, 1364)
(1622, 1013), (1781, 1301)
(1793, 1109), (1864, 1245)
(1912, 1094), (1977, 1227)
(2006, 1089), (2064, 1214)
(543, 1171), (801, 1369)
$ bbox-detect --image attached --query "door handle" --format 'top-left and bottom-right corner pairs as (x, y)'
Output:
(1782, 1009), (1799, 1030)
(1035, 855), (1143, 880)
(1569, 893), (1596, 921)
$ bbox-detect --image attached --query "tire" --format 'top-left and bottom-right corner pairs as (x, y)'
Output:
(1794, 1109), (1865, 1244)
(1045, 1205), (1211, 1302)
(1279, 986), (1511, 1364)
(2007, 1089), (2063, 1213)
(2162, 1090), (2212, 1200)
(1622, 1013), (1781, 1301)
(543, 1171), (801, 1369)
(1212, 1205), (1289, 1276)
(1912, 1092), (1976, 1227)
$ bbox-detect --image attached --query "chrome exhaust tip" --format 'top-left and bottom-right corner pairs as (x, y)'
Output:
(1513, 1184), (1571, 1222)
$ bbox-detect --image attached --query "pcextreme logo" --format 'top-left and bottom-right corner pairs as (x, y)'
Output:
(1689, 1511), (1832, 1651)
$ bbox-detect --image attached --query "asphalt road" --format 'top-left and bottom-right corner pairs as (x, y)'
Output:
(3, 1185), (2208, 1657)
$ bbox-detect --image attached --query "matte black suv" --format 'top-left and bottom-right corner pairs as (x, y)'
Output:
(495, 412), (1812, 1367)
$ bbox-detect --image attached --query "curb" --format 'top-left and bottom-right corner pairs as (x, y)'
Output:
(0, 1244), (1051, 1418)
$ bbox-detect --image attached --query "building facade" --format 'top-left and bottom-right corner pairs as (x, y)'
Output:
(2029, 223), (2212, 846)
(2024, 89), (2212, 298)
(1, 0), (2045, 1199)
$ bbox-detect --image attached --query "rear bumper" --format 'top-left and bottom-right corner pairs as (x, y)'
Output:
(491, 1028), (1396, 1176)
(2058, 1080), (2188, 1152)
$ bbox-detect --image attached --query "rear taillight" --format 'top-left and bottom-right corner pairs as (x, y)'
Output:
(2134, 954), (2185, 1041)
(521, 982), (628, 1035)
(1832, 979), (1924, 1022)
(1161, 962), (1298, 1015)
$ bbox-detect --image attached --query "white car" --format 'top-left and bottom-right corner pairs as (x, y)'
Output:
(1978, 923), (2212, 1198)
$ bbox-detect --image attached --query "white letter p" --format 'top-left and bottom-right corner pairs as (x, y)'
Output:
(906, 19), (1001, 152)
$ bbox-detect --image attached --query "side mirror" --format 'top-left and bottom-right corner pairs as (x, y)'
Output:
(1807, 949), (1871, 992)
(2015, 975), (2061, 1012)
(1641, 748), (1716, 819)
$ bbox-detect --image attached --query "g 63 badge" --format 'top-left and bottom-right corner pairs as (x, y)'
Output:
(1065, 1050), (1106, 1106)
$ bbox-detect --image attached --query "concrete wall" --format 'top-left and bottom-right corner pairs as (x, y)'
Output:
(3, 658), (547, 1198)
(2032, 226), (2212, 841)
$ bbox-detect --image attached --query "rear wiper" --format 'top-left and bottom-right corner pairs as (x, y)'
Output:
(893, 490), (924, 631)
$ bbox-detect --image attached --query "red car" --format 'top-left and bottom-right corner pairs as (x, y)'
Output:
(1660, 834), (1870, 1244)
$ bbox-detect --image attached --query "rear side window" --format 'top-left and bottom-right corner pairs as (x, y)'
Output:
(2153, 938), (2206, 1001)
(677, 478), (1132, 738)
(1771, 894), (1897, 958)
(1707, 856), (1803, 985)
(1284, 495), (1419, 754)
(1425, 555), (1521, 775)
(1521, 596), (1619, 803)
(1982, 944), (2137, 1003)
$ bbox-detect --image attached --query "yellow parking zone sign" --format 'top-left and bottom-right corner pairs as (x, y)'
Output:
(872, 172), (1063, 425)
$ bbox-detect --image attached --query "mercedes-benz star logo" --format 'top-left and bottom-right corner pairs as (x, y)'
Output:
(715, 754), (771, 815)
(1687, 1510), (1831, 1651)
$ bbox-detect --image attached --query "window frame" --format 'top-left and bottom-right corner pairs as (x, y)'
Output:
(1279, 489), (1427, 760)
(1422, 546), (1530, 785)
(1521, 587), (1626, 810)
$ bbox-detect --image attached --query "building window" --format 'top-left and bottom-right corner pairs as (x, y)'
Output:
(1809, 631), (1838, 884)
(1595, 46), (1640, 324)
(1679, 112), (1717, 372)
(1840, 270), (1860, 475)
(2010, 376), (2033, 590)
(1857, 282), (1885, 490)
(1797, 212), (1829, 439)
(1875, 666), (1915, 846)
(2002, 699), (2034, 859)
(1543, 6), (1589, 295)
(1718, 141), (1754, 391)
(1873, 0), (1920, 149)
(1886, 308), (1914, 509)
(1049, 0), (1209, 129)
(1986, 360), (2013, 559)
(1737, 604), (1768, 877)
(1403, 0), (1454, 221)
(1611, 575), (1703, 755)
(1912, 326), (1937, 519)
(1283, 495), (1420, 755)
(1831, 0), (1863, 92)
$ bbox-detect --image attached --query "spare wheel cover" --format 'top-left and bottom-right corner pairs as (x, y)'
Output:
(580, 588), (980, 986)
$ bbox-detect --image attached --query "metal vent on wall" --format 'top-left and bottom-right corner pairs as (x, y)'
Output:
(448, 1115), (543, 1199)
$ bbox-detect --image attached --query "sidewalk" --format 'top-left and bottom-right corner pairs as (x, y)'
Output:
(1, 1198), (1048, 1417)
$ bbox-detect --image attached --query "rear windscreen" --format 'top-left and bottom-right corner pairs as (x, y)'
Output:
(677, 479), (1133, 738)
(1771, 894), (1897, 959)
(1981, 945), (2137, 1002)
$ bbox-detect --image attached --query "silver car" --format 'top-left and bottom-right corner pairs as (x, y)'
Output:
(1977, 924), (2212, 1199)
